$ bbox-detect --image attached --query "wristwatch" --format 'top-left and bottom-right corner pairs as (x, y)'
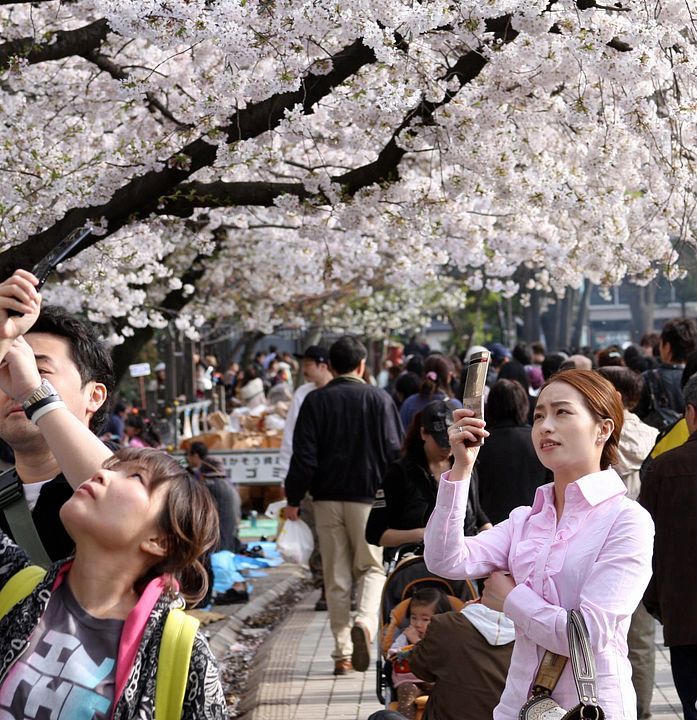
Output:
(22, 379), (59, 412)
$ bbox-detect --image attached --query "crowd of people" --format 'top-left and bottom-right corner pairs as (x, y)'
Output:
(1, 261), (697, 720)
(280, 319), (697, 720)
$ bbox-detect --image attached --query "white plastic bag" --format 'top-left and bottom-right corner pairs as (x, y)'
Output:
(276, 519), (314, 567)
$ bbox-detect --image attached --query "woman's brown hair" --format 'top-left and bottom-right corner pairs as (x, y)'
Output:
(419, 354), (454, 399)
(541, 369), (624, 470)
(104, 447), (219, 606)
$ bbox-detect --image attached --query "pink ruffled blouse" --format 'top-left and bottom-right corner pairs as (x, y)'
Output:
(424, 469), (654, 720)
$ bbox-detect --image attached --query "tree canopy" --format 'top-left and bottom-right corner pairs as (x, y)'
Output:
(0, 0), (694, 344)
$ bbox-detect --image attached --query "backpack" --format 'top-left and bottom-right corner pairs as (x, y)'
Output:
(643, 369), (682, 431)
(0, 566), (199, 720)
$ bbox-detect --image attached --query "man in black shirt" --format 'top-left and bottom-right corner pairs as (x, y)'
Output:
(0, 305), (113, 562)
(635, 317), (697, 430)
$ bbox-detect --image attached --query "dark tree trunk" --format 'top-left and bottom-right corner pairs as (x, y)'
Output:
(571, 280), (592, 351)
(558, 288), (577, 351)
(627, 283), (655, 342)
(240, 331), (264, 370)
(521, 289), (543, 343)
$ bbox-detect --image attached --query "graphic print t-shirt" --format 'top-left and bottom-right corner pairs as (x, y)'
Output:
(0, 581), (124, 719)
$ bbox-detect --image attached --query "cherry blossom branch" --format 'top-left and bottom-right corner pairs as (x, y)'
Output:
(0, 36), (377, 277)
(110, 255), (207, 383)
(0, 18), (109, 71)
(80, 49), (192, 128)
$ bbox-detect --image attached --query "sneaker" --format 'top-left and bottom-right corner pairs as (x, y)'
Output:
(333, 659), (353, 676)
(350, 622), (371, 672)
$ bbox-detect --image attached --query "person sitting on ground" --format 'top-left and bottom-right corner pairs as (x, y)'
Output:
(0, 280), (226, 718)
(186, 441), (242, 553)
(399, 355), (462, 429)
(187, 441), (245, 605)
(387, 588), (450, 720)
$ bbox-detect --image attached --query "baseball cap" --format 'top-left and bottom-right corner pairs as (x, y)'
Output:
(487, 342), (512, 363)
(420, 400), (458, 448)
(295, 345), (329, 365)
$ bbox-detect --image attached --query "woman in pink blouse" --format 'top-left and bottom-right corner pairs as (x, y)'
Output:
(424, 369), (654, 720)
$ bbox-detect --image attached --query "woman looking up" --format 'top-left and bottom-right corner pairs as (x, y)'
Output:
(0, 272), (225, 719)
(424, 369), (654, 720)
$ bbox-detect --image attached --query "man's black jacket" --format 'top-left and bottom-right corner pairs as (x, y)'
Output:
(285, 376), (403, 505)
(0, 473), (74, 562)
(639, 431), (697, 645)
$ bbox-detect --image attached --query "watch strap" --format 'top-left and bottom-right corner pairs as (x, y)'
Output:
(24, 395), (61, 421)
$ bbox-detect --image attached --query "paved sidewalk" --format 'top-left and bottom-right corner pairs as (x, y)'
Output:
(203, 563), (309, 660)
(238, 587), (684, 720)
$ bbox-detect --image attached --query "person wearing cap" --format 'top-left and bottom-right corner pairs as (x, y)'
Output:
(279, 346), (334, 605)
(366, 400), (491, 553)
(486, 342), (512, 385)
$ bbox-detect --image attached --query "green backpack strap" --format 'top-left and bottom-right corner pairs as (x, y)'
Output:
(0, 565), (47, 620)
(156, 608), (200, 720)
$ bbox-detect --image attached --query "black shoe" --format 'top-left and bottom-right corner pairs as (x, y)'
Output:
(315, 597), (328, 611)
(214, 588), (249, 605)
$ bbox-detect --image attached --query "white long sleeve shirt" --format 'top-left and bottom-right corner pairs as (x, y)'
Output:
(278, 382), (317, 478)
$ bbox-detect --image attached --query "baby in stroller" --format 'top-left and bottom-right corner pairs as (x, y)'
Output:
(387, 587), (451, 719)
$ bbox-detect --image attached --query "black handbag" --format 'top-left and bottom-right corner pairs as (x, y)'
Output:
(519, 610), (605, 720)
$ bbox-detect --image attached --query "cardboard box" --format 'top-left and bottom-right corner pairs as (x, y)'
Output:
(206, 411), (230, 431)
(263, 432), (283, 449)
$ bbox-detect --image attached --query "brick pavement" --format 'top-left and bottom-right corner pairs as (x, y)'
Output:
(237, 586), (685, 720)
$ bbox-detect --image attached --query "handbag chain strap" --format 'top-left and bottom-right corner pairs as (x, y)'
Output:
(530, 610), (601, 711)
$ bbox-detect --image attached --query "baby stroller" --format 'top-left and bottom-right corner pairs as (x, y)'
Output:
(376, 549), (479, 711)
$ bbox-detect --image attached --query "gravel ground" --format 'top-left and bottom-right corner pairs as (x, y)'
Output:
(219, 579), (312, 717)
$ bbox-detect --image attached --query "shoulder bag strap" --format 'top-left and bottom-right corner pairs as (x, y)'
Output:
(0, 565), (47, 619)
(567, 609), (601, 709)
(155, 608), (200, 720)
(0, 467), (52, 569)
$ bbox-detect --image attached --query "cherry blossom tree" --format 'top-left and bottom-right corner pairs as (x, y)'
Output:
(0, 0), (694, 367)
